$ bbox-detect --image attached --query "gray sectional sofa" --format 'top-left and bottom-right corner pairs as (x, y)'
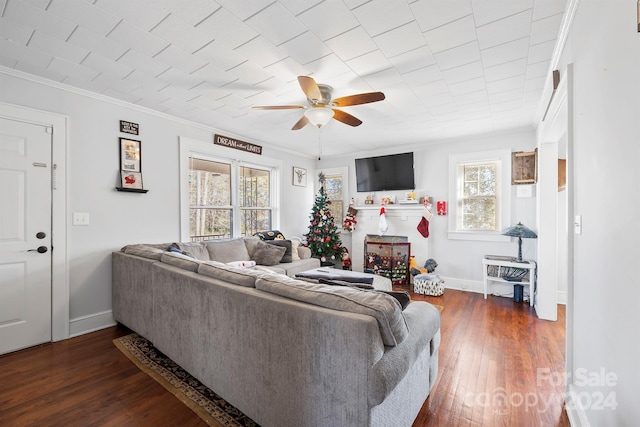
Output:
(112, 237), (441, 427)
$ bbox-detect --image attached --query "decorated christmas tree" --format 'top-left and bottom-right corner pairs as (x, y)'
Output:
(304, 173), (345, 265)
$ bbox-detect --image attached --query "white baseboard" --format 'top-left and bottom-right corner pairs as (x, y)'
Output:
(565, 384), (591, 427)
(441, 276), (484, 294)
(69, 310), (116, 338)
(442, 276), (567, 305)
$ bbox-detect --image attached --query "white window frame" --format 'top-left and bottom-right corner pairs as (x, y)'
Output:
(448, 149), (511, 242)
(179, 137), (281, 241)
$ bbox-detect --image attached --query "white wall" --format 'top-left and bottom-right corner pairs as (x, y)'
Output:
(319, 130), (537, 293)
(560, 0), (640, 424)
(0, 71), (315, 334)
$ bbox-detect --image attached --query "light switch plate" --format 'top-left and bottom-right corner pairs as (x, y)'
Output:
(574, 215), (582, 235)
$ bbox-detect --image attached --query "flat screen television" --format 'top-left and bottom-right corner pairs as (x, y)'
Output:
(355, 152), (415, 192)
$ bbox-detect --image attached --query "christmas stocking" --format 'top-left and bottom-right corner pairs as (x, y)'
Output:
(417, 208), (433, 238)
(378, 206), (388, 235)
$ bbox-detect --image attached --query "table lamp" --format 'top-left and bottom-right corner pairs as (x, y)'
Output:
(502, 222), (537, 262)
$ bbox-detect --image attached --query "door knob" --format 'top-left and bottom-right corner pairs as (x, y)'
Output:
(28, 246), (48, 253)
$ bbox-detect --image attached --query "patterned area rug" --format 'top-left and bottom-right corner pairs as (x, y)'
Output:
(113, 333), (259, 427)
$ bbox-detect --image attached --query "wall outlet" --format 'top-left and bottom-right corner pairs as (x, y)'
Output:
(73, 212), (90, 226)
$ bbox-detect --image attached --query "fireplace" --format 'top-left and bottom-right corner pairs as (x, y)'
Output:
(350, 205), (429, 285)
(364, 235), (410, 286)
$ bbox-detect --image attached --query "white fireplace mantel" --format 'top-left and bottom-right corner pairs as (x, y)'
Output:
(351, 205), (431, 273)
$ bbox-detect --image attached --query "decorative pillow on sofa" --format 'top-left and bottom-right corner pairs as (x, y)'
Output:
(174, 242), (210, 261)
(255, 276), (409, 347)
(254, 230), (285, 240)
(252, 241), (287, 266)
(242, 236), (261, 259)
(265, 240), (292, 263)
(205, 239), (250, 263)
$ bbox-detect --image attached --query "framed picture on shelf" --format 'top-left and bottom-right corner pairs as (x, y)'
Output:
(120, 137), (141, 172)
(292, 166), (307, 187)
(121, 171), (143, 190)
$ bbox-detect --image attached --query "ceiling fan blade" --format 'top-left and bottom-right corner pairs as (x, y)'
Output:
(252, 105), (305, 110)
(332, 92), (385, 107)
(292, 115), (309, 130)
(298, 76), (322, 101)
(332, 109), (362, 127)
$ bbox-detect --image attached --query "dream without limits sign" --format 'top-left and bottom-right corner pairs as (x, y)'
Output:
(214, 134), (262, 155)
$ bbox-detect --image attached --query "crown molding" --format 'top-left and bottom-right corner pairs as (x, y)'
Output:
(534, 0), (580, 125)
(0, 66), (317, 159)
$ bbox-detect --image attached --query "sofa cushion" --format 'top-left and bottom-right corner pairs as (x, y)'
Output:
(318, 279), (411, 310)
(122, 244), (166, 260)
(198, 261), (266, 287)
(252, 241), (286, 266)
(160, 252), (202, 272)
(205, 239), (250, 263)
(266, 240), (292, 263)
(255, 276), (409, 347)
(175, 242), (210, 261)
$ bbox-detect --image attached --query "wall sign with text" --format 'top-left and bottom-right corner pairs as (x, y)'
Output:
(120, 120), (139, 135)
(214, 134), (262, 155)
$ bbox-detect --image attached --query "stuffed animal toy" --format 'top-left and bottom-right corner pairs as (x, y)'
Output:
(409, 256), (427, 276)
(409, 256), (439, 275)
(341, 248), (352, 270)
(424, 258), (438, 273)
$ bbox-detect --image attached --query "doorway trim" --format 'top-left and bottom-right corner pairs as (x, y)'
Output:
(0, 102), (69, 342)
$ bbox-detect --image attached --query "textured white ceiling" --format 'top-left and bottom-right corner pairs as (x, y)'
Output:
(0, 0), (566, 157)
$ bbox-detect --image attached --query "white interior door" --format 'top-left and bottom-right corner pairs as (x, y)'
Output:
(0, 117), (52, 355)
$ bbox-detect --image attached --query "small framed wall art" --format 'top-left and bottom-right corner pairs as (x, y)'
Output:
(120, 137), (141, 172)
(117, 137), (148, 193)
(292, 166), (307, 187)
(120, 171), (143, 190)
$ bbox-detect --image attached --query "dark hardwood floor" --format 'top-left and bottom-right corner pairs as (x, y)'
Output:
(0, 289), (569, 427)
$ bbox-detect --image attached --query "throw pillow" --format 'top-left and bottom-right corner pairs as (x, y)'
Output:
(242, 236), (261, 259)
(254, 230), (285, 240)
(252, 241), (286, 266)
(175, 242), (210, 261)
(226, 260), (256, 268)
(205, 239), (250, 263)
(266, 240), (292, 263)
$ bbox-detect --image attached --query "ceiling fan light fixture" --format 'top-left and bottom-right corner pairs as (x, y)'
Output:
(304, 107), (334, 127)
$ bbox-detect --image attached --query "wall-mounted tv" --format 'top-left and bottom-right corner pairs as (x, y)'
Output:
(355, 152), (415, 192)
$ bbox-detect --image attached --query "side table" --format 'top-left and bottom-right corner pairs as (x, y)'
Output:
(482, 256), (536, 306)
